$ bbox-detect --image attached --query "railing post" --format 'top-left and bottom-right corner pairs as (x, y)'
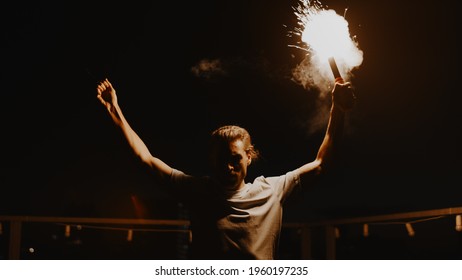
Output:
(300, 225), (312, 259)
(9, 221), (22, 260)
(325, 225), (336, 260)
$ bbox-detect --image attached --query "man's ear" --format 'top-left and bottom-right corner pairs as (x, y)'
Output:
(247, 157), (252, 166)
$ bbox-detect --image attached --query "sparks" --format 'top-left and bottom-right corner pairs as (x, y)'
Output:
(289, 0), (363, 85)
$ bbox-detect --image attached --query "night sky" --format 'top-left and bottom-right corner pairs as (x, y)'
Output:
(1, 0), (461, 224)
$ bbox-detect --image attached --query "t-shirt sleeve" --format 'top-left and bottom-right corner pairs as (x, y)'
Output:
(168, 168), (196, 199)
(279, 170), (301, 203)
(169, 168), (210, 201)
(262, 170), (301, 203)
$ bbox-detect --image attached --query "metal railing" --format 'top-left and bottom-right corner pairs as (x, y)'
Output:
(1, 206), (461, 259)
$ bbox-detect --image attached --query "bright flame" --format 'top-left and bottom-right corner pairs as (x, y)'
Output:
(290, 0), (363, 88)
(301, 9), (358, 63)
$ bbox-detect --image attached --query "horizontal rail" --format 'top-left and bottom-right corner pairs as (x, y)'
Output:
(0, 216), (190, 226)
(301, 206), (462, 227)
(2, 206), (461, 228)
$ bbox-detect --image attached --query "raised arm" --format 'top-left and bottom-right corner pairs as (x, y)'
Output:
(295, 77), (355, 182)
(96, 79), (173, 181)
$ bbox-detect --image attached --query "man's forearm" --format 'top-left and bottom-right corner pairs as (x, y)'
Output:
(109, 104), (153, 163)
(316, 105), (345, 167)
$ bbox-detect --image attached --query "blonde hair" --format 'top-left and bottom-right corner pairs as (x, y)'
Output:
(210, 125), (260, 161)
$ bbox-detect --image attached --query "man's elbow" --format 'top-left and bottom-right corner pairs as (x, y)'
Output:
(315, 156), (337, 175)
(313, 159), (325, 175)
(300, 159), (324, 176)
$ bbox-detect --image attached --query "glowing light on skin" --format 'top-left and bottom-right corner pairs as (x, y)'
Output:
(291, 0), (363, 81)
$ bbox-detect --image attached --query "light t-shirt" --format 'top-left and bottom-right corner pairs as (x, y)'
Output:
(169, 168), (301, 259)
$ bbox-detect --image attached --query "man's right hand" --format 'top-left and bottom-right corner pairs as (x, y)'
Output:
(332, 79), (356, 112)
(96, 78), (118, 111)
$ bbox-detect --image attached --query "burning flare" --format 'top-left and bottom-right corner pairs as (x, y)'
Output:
(290, 0), (363, 88)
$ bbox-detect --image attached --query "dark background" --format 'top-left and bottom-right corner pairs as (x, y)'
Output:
(1, 0), (461, 259)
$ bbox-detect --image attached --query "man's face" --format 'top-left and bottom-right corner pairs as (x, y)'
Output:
(210, 139), (250, 191)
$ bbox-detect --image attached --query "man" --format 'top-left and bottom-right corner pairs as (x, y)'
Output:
(96, 77), (355, 259)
